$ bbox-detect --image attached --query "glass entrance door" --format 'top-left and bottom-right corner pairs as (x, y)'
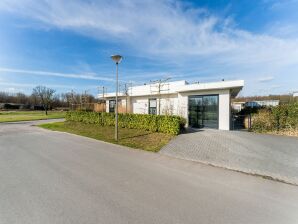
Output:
(188, 95), (219, 129)
(188, 97), (203, 128)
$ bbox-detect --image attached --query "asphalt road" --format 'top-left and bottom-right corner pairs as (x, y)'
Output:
(0, 120), (298, 224)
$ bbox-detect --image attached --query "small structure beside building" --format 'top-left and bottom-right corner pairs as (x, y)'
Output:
(244, 100), (280, 108)
(231, 101), (245, 112)
(232, 99), (280, 111)
(100, 80), (244, 130)
(93, 101), (106, 112)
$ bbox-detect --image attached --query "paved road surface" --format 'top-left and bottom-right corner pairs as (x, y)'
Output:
(161, 129), (298, 185)
(0, 120), (298, 224)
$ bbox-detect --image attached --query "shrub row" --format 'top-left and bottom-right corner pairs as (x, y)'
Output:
(251, 102), (298, 133)
(65, 111), (186, 135)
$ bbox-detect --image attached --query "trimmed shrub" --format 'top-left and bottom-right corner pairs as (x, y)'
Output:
(65, 111), (185, 135)
(157, 115), (182, 135)
(287, 103), (298, 128)
(251, 102), (298, 133)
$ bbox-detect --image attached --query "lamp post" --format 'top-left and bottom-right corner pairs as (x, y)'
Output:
(111, 54), (123, 141)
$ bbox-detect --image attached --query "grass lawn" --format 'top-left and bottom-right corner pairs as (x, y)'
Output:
(39, 121), (173, 152)
(0, 110), (65, 123)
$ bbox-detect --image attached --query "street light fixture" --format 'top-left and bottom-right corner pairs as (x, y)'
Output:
(111, 54), (123, 141)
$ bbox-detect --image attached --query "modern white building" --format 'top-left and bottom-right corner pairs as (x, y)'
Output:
(100, 80), (244, 130)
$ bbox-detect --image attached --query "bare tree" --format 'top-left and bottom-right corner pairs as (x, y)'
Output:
(120, 83), (132, 113)
(32, 86), (55, 115)
(150, 78), (170, 115)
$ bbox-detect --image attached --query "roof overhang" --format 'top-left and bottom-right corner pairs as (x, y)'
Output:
(175, 80), (244, 93)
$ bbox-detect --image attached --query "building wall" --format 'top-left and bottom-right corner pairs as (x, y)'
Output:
(219, 90), (231, 130)
(106, 89), (232, 130)
(129, 94), (178, 115)
(158, 94), (178, 115)
(132, 97), (149, 114)
(105, 100), (109, 113)
(106, 98), (128, 113)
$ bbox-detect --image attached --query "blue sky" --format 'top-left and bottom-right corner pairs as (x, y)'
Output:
(0, 0), (298, 96)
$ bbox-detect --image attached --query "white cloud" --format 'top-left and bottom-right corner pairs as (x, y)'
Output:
(0, 0), (298, 95)
(0, 67), (114, 81)
(258, 76), (274, 82)
(6, 87), (17, 93)
(0, 0), (298, 67)
(269, 0), (298, 10)
(0, 82), (73, 89)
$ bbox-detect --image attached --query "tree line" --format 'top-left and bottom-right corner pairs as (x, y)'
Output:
(0, 86), (96, 114)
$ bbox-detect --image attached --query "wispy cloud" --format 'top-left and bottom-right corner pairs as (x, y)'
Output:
(258, 76), (274, 82)
(0, 0), (297, 67)
(269, 0), (298, 10)
(0, 82), (74, 89)
(0, 0), (298, 95)
(0, 67), (114, 81)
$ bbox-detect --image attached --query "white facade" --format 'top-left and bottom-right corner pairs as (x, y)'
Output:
(101, 80), (244, 130)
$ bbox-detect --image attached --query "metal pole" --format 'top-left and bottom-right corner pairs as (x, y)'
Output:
(158, 82), (161, 115)
(115, 62), (119, 141)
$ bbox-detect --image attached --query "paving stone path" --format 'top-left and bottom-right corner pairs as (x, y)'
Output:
(160, 129), (298, 185)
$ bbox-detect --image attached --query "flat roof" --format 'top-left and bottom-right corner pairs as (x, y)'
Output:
(101, 79), (244, 98)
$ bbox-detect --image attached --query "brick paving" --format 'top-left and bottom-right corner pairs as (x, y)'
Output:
(160, 129), (298, 185)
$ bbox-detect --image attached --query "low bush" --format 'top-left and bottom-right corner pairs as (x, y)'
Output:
(251, 102), (298, 134)
(66, 111), (186, 135)
(251, 109), (275, 132)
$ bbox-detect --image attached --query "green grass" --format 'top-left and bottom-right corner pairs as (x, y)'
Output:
(0, 110), (65, 122)
(39, 121), (173, 152)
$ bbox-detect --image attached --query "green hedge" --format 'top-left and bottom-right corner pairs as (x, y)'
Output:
(251, 102), (298, 132)
(66, 111), (186, 135)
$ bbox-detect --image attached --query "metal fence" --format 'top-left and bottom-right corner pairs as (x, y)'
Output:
(231, 114), (252, 130)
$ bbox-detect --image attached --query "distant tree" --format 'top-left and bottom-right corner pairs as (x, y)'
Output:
(233, 94), (295, 104)
(121, 83), (130, 113)
(15, 92), (27, 104)
(32, 86), (56, 115)
(0, 92), (8, 103)
(29, 93), (39, 105)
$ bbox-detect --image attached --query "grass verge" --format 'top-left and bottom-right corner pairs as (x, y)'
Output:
(39, 121), (173, 152)
(0, 111), (65, 122)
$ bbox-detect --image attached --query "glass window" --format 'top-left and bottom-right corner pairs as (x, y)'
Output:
(202, 95), (218, 129)
(188, 95), (219, 129)
(109, 100), (116, 113)
(149, 98), (157, 115)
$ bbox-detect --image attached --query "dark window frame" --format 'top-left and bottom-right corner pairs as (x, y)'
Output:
(109, 100), (116, 113)
(148, 98), (157, 115)
(188, 94), (219, 129)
